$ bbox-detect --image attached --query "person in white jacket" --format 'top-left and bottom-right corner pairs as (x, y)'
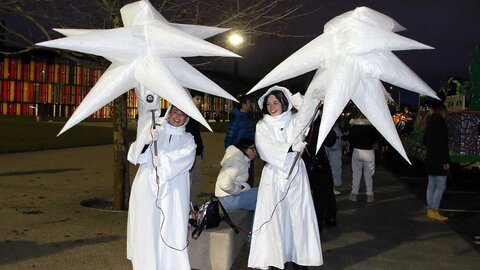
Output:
(127, 105), (196, 270)
(248, 86), (323, 270)
(325, 121), (343, 194)
(215, 138), (258, 211)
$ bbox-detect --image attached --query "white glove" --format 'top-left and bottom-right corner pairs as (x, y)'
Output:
(151, 128), (160, 142)
(292, 141), (307, 153)
(153, 155), (160, 167)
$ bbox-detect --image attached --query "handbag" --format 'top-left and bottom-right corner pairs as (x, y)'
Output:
(191, 196), (239, 239)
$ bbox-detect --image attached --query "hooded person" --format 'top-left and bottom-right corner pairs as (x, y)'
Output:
(215, 138), (258, 211)
(248, 86), (323, 269)
(424, 104), (450, 222)
(127, 102), (196, 270)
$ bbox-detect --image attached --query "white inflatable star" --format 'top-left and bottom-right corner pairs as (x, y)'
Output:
(36, 0), (239, 135)
(247, 6), (438, 163)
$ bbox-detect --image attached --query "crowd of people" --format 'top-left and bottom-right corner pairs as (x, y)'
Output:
(126, 86), (460, 270)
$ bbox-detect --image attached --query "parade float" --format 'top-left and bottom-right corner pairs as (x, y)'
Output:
(403, 47), (480, 165)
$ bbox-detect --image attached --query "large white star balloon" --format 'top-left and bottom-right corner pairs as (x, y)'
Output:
(36, 0), (239, 138)
(247, 6), (439, 164)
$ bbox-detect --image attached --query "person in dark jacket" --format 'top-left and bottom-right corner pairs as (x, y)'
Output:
(303, 115), (338, 233)
(348, 112), (380, 202)
(424, 104), (450, 222)
(224, 95), (255, 148)
(225, 95), (255, 186)
(185, 90), (204, 205)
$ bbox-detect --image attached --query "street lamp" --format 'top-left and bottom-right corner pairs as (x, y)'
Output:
(228, 32), (244, 47)
(227, 32), (244, 94)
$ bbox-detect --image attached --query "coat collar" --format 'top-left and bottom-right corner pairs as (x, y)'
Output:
(263, 110), (292, 128)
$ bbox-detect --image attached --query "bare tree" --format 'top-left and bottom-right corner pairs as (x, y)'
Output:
(1, 0), (316, 55)
(0, 0), (316, 210)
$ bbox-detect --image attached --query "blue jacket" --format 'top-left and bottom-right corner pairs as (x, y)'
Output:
(224, 107), (255, 148)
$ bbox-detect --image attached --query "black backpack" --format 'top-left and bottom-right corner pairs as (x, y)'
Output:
(190, 196), (239, 239)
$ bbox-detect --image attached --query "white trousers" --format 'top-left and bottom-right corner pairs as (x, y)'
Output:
(351, 148), (375, 195)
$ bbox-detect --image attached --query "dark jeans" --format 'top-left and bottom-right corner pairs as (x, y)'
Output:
(304, 156), (337, 233)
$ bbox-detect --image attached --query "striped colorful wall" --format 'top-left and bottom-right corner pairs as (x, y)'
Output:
(0, 54), (232, 120)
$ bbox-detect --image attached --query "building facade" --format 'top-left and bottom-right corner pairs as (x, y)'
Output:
(0, 52), (233, 120)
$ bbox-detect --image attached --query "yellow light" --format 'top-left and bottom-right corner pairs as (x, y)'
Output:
(228, 33), (244, 46)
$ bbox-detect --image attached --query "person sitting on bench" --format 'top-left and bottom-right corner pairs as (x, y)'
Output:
(215, 138), (258, 211)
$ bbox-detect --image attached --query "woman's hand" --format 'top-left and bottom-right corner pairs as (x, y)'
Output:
(443, 163), (450, 171)
(240, 182), (251, 191)
(150, 128), (160, 142)
(292, 141), (307, 153)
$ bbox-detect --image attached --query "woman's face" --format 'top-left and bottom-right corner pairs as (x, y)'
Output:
(168, 107), (187, 127)
(245, 145), (257, 160)
(266, 95), (283, 116)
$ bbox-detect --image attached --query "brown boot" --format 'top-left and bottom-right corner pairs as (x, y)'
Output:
(434, 209), (448, 222)
(427, 208), (448, 222)
(427, 208), (436, 220)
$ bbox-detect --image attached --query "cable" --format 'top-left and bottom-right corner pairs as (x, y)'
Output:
(147, 119), (189, 252)
(155, 181), (189, 251)
(251, 163), (300, 235)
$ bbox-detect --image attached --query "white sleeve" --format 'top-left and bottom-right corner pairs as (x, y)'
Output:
(217, 165), (243, 195)
(255, 121), (294, 173)
(155, 136), (196, 182)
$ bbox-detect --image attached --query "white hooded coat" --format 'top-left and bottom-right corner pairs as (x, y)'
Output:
(215, 145), (251, 197)
(126, 107), (196, 270)
(248, 86), (323, 269)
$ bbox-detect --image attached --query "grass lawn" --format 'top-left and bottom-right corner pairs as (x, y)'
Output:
(0, 117), (135, 153)
(0, 116), (229, 153)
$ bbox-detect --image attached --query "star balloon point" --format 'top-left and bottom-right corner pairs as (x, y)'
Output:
(247, 6), (438, 164)
(36, 0), (239, 138)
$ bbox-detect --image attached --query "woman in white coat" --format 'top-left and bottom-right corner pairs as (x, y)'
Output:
(248, 86), (323, 270)
(215, 138), (258, 211)
(127, 105), (196, 270)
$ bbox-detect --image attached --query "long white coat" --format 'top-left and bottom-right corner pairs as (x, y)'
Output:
(248, 109), (323, 269)
(215, 145), (251, 197)
(127, 119), (196, 270)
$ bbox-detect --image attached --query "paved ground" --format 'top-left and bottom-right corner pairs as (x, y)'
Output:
(1, 132), (479, 269)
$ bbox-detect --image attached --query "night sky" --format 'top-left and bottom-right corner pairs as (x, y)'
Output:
(2, 0), (479, 108)
(221, 0), (480, 107)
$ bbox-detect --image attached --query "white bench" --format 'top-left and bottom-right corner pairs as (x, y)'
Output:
(188, 210), (253, 270)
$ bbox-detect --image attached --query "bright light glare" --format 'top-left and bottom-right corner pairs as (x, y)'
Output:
(228, 33), (244, 46)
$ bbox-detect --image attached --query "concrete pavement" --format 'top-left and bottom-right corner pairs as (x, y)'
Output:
(232, 156), (480, 269)
(1, 132), (479, 269)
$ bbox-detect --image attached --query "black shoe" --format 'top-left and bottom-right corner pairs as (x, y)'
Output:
(291, 262), (308, 270)
(325, 219), (337, 227)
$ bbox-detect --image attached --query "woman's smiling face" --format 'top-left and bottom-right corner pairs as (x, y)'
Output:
(266, 94), (283, 116)
(168, 106), (187, 127)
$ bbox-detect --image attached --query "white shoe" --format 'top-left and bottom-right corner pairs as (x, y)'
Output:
(349, 193), (358, 202)
(473, 234), (480, 244)
(333, 189), (340, 195)
(367, 194), (375, 203)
